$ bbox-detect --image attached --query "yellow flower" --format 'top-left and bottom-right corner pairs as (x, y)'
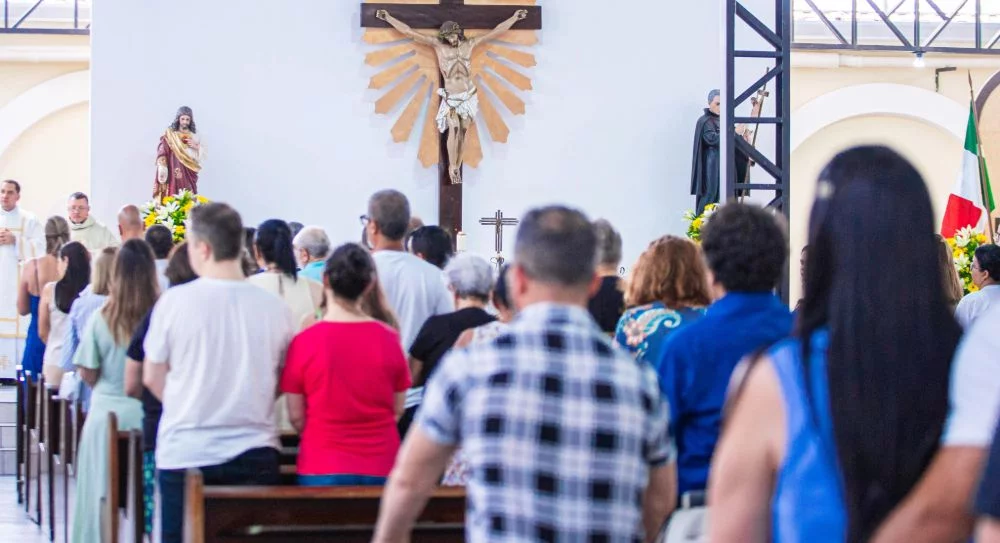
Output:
(144, 214), (156, 227)
(182, 201), (194, 213)
(969, 283), (981, 293)
(978, 234), (988, 244)
(692, 218), (704, 230)
(947, 237), (957, 247)
(174, 224), (186, 235)
(196, 195), (208, 204)
(163, 196), (175, 204)
(953, 249), (963, 259)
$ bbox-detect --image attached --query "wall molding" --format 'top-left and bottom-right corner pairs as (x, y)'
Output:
(792, 83), (967, 152)
(0, 69), (89, 161)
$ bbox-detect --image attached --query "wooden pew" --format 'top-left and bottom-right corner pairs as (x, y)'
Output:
(183, 471), (466, 543)
(15, 365), (25, 506)
(41, 391), (77, 543)
(26, 372), (44, 525)
(40, 384), (61, 541)
(58, 397), (75, 543)
(103, 412), (144, 543)
(278, 432), (299, 485)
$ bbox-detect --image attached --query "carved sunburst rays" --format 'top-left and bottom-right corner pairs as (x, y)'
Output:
(362, 0), (538, 169)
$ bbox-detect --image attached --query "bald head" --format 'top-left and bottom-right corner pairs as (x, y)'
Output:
(118, 204), (143, 241)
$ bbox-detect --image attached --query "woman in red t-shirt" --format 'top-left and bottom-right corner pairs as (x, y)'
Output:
(280, 243), (410, 486)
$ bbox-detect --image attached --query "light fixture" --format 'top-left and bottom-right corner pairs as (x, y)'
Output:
(913, 52), (926, 69)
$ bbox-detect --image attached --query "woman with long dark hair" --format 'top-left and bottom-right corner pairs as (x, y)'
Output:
(72, 239), (159, 542)
(248, 219), (322, 329)
(124, 243), (198, 537)
(39, 241), (90, 384)
(708, 146), (963, 542)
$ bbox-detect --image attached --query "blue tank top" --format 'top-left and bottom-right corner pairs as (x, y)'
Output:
(22, 294), (46, 376)
(769, 330), (846, 542)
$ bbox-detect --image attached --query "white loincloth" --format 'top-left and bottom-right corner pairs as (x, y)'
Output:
(436, 88), (479, 133)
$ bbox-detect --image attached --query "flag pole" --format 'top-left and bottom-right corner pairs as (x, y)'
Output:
(968, 71), (996, 242)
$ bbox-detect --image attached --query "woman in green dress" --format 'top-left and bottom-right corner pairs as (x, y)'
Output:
(72, 239), (160, 542)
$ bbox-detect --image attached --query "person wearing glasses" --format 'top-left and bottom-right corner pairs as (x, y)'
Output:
(956, 243), (1000, 329)
(361, 190), (453, 351)
(67, 192), (119, 253)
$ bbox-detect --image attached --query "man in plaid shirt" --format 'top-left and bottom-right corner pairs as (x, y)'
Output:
(374, 205), (677, 543)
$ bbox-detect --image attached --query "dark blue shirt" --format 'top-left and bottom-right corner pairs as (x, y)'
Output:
(655, 292), (793, 496)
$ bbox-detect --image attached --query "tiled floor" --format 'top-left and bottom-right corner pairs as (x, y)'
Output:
(0, 475), (57, 542)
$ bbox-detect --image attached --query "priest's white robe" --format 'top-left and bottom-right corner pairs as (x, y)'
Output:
(0, 207), (44, 379)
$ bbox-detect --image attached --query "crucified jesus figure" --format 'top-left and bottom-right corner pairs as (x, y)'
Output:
(377, 8), (528, 184)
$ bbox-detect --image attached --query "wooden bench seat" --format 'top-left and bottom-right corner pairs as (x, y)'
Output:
(184, 470), (466, 543)
(104, 411), (144, 543)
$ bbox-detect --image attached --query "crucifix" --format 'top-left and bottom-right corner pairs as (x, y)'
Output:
(360, 0), (542, 244)
(479, 209), (519, 269)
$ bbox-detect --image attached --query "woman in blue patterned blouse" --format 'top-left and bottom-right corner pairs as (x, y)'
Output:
(615, 235), (713, 367)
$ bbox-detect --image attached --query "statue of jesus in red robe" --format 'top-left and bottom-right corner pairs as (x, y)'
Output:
(154, 106), (203, 201)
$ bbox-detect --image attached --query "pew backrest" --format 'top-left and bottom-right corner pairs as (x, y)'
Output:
(102, 412), (143, 543)
(184, 469), (466, 543)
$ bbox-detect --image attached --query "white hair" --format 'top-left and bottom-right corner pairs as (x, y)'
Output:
(293, 226), (331, 259)
(444, 253), (494, 300)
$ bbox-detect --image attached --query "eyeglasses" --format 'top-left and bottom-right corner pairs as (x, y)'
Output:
(359, 214), (371, 227)
(68, 205), (88, 212)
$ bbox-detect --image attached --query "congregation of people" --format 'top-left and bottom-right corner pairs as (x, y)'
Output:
(6, 143), (1000, 542)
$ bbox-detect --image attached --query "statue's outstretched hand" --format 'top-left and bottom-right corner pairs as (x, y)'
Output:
(515, 9), (528, 20)
(376, 9), (389, 21)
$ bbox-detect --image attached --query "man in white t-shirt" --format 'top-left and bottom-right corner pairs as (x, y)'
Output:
(143, 202), (296, 543)
(364, 189), (453, 350)
(871, 305), (1000, 542)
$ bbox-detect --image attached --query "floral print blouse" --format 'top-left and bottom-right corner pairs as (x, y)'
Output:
(614, 302), (706, 366)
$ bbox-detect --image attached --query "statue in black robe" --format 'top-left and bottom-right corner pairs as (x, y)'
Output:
(690, 90), (750, 216)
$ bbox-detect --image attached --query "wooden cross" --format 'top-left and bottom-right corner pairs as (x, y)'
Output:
(479, 209), (519, 268)
(360, 0), (542, 243)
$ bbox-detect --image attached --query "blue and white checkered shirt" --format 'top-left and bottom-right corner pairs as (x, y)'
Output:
(416, 303), (675, 543)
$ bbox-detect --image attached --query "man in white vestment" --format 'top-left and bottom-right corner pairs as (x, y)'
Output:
(67, 192), (119, 253)
(0, 180), (44, 379)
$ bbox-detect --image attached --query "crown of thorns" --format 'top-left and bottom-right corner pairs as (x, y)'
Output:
(439, 21), (464, 39)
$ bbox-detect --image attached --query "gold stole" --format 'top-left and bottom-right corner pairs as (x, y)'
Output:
(164, 129), (202, 173)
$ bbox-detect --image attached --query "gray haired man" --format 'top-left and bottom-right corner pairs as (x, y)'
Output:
(364, 189), (453, 349)
(374, 205), (677, 543)
(293, 226), (331, 284)
(588, 218), (625, 333)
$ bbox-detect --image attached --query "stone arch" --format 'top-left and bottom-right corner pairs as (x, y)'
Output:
(0, 70), (90, 160)
(791, 83), (967, 153)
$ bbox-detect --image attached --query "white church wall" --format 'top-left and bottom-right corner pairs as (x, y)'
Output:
(90, 0), (723, 269)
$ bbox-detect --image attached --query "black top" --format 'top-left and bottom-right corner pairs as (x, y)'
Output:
(126, 310), (161, 453)
(976, 418), (1000, 519)
(588, 276), (624, 334)
(409, 307), (496, 386)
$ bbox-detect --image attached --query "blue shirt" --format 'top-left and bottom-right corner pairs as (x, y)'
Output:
(300, 261), (325, 284)
(60, 286), (108, 371)
(60, 286), (107, 412)
(655, 292), (792, 496)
